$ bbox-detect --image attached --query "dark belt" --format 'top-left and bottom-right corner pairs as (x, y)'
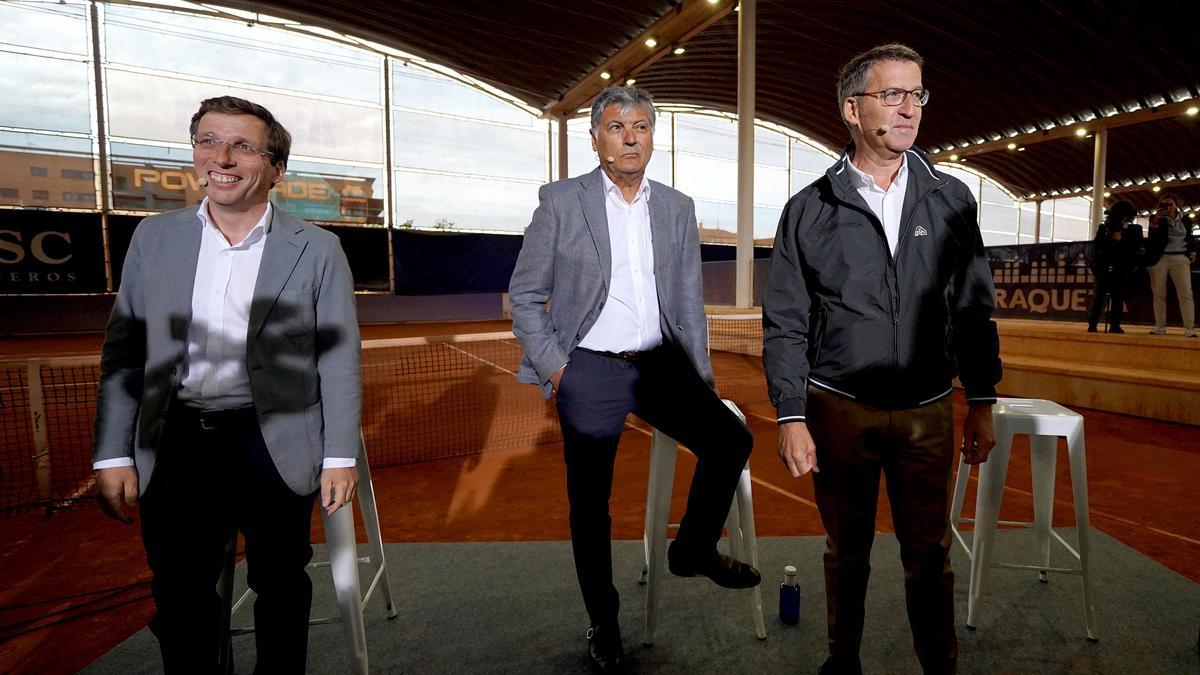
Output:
(171, 402), (257, 431)
(575, 346), (647, 363)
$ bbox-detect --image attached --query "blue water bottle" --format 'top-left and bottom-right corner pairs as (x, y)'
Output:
(780, 565), (800, 625)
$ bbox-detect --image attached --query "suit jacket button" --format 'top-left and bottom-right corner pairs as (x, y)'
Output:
(170, 367), (177, 376)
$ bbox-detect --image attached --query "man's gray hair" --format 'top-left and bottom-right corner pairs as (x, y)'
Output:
(589, 86), (656, 137)
(836, 43), (923, 125)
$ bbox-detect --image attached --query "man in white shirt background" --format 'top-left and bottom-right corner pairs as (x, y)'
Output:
(92, 96), (361, 672)
(509, 86), (760, 673)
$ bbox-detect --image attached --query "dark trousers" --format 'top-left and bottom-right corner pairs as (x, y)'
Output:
(555, 344), (753, 628)
(806, 387), (957, 675)
(140, 403), (318, 674)
(1088, 269), (1128, 329)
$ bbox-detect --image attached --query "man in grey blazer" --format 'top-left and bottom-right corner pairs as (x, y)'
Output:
(92, 96), (361, 672)
(510, 86), (759, 673)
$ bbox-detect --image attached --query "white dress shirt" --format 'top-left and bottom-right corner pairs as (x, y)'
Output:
(844, 154), (909, 256)
(95, 199), (353, 470)
(577, 171), (663, 354)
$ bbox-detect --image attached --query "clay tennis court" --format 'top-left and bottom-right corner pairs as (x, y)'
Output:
(1, 317), (1197, 673)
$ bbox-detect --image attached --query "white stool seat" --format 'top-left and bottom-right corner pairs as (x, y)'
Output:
(949, 398), (1097, 640)
(639, 399), (766, 645)
(218, 437), (397, 674)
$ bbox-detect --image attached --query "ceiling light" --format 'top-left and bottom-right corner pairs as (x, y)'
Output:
(626, 78), (636, 86)
(1152, 186), (1161, 193)
(1006, 142), (1017, 150)
(949, 153), (958, 161)
(1104, 191), (1111, 198)
(707, 0), (720, 4)
(1187, 106), (1199, 116)
(645, 38), (657, 48)
(600, 71), (611, 80)
(1075, 128), (1088, 137)
(673, 46), (686, 55)
(1017, 146), (1026, 152)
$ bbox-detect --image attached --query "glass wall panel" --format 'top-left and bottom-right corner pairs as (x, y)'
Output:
(1049, 197), (1092, 242)
(104, 5), (382, 104)
(394, 170), (539, 233)
(393, 63), (533, 125)
(0, 52), (92, 133)
(0, 134), (96, 209)
(393, 110), (545, 181)
(0, 1), (89, 54)
(105, 69), (384, 164)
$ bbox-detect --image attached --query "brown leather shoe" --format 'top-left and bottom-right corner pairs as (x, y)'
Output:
(667, 540), (761, 589)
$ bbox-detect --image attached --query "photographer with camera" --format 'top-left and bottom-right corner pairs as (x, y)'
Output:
(1087, 200), (1142, 333)
(1145, 194), (1197, 337)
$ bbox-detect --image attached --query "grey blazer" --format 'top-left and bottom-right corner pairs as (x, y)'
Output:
(92, 206), (362, 496)
(509, 167), (714, 397)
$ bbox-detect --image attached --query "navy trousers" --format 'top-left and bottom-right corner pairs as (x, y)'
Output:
(554, 344), (753, 628)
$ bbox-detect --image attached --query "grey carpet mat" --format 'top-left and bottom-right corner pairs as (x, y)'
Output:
(85, 529), (1200, 674)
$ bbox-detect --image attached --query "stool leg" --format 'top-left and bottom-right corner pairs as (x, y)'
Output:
(1029, 435), (1058, 583)
(357, 454), (398, 619)
(1066, 425), (1099, 641)
(643, 430), (678, 645)
(967, 424), (1013, 630)
(733, 467), (767, 640)
(217, 534), (237, 674)
(323, 503), (369, 675)
(949, 455), (972, 557)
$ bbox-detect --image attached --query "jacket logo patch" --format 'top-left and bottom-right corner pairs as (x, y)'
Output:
(913, 225), (929, 237)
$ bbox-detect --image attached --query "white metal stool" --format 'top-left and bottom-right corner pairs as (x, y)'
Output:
(949, 398), (1097, 640)
(639, 399), (767, 645)
(217, 438), (397, 674)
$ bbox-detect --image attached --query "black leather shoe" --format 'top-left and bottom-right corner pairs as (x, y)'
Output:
(1109, 326), (1125, 334)
(1086, 324), (1098, 333)
(586, 623), (626, 673)
(667, 540), (761, 588)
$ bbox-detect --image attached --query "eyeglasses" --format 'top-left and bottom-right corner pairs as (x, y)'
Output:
(191, 135), (274, 160)
(854, 88), (930, 107)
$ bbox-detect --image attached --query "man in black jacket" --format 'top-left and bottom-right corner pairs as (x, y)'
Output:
(763, 44), (1002, 675)
(1087, 200), (1142, 333)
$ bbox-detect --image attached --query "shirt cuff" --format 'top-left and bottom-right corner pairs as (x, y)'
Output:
(322, 457), (357, 469)
(94, 457), (135, 470)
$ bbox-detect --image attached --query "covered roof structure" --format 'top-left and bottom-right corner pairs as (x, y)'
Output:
(216, 0), (1200, 213)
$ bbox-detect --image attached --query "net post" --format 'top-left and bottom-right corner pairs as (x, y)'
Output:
(26, 360), (52, 503)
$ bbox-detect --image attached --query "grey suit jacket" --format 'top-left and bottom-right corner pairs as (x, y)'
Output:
(92, 205), (362, 496)
(509, 167), (714, 397)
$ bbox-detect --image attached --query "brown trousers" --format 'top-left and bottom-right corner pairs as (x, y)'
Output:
(807, 386), (958, 675)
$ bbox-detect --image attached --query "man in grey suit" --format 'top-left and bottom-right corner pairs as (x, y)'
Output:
(510, 86), (759, 673)
(92, 96), (361, 672)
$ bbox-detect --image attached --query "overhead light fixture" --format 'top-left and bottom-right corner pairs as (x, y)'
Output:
(645, 38), (657, 48)
(626, 78), (636, 86)
(1017, 146), (1026, 152)
(707, 0), (720, 4)
(1006, 142), (1017, 150)
(1075, 128), (1088, 137)
(600, 71), (611, 80)
(673, 46), (686, 55)
(1152, 186), (1161, 193)
(949, 153), (958, 161)
(1104, 191), (1111, 198)
(1187, 106), (1199, 116)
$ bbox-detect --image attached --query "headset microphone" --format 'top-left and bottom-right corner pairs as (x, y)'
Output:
(197, 174), (209, 187)
(606, 155), (616, 163)
(876, 124), (890, 134)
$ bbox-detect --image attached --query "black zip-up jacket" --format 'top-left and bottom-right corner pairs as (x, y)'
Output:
(763, 146), (1002, 421)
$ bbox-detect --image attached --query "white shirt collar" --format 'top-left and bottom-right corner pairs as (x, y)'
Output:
(599, 169), (652, 203)
(844, 153), (908, 192)
(196, 197), (272, 247)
